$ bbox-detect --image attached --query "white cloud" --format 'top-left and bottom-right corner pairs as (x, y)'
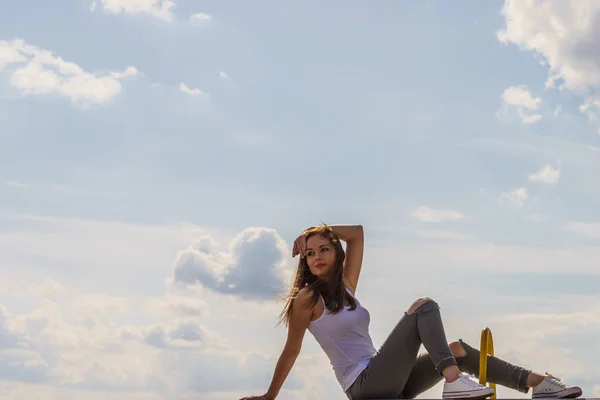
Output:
(580, 96), (600, 133)
(179, 82), (206, 97)
(0, 305), (31, 351)
(121, 319), (207, 349)
(92, 0), (176, 21)
(0, 41), (26, 72)
(219, 71), (229, 80)
(0, 349), (50, 384)
(189, 13), (212, 23)
(498, 187), (527, 207)
(0, 290), (203, 393)
(111, 66), (139, 79)
(0, 282), (308, 398)
(168, 228), (291, 300)
(529, 164), (561, 184)
(0, 39), (138, 106)
(153, 296), (210, 318)
(0, 305), (51, 384)
(499, 85), (543, 124)
(502, 85), (541, 110)
(411, 206), (464, 222)
(497, 0), (600, 127)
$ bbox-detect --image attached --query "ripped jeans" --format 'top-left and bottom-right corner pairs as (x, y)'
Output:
(345, 299), (531, 399)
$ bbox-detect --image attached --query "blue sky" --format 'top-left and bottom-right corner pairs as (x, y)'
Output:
(1, 0), (600, 399)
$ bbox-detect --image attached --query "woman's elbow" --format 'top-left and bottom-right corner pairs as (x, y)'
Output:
(354, 225), (364, 240)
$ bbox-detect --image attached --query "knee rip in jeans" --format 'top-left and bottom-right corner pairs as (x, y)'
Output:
(406, 297), (439, 315)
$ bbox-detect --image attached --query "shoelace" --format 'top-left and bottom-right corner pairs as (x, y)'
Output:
(459, 374), (485, 388)
(545, 374), (567, 388)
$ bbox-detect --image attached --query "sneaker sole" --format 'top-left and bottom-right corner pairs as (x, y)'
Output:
(443, 388), (495, 399)
(532, 387), (583, 399)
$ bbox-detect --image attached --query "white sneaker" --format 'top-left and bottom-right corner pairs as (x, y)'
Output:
(532, 374), (583, 399)
(442, 373), (496, 399)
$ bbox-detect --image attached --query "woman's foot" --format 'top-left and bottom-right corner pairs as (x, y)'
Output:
(531, 374), (583, 398)
(442, 373), (495, 399)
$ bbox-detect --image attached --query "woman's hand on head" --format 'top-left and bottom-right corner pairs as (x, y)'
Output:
(292, 233), (308, 258)
(239, 394), (274, 400)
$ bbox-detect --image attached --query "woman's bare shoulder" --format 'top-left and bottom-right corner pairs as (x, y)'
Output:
(294, 286), (317, 308)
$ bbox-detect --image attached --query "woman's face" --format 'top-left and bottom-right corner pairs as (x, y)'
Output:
(305, 234), (336, 280)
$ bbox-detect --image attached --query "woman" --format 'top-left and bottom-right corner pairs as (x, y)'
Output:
(240, 224), (583, 400)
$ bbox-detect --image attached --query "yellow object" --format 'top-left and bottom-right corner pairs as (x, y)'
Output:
(479, 327), (497, 399)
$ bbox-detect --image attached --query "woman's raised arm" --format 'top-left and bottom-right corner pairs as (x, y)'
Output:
(329, 224), (364, 294)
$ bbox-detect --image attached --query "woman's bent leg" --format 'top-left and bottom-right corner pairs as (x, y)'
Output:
(414, 300), (457, 374)
(401, 352), (445, 399)
(346, 299), (458, 400)
(399, 339), (584, 398)
(456, 339), (532, 394)
(401, 338), (531, 399)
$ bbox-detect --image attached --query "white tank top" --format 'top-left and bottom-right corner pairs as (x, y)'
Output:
(308, 287), (377, 392)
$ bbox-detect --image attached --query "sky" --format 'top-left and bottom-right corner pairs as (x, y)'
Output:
(1, 0), (600, 399)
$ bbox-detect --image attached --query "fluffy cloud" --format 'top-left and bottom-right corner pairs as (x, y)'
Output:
(0, 305), (51, 384)
(0, 289), (276, 396)
(411, 206), (464, 222)
(0, 306), (30, 351)
(179, 83), (206, 97)
(498, 0), (600, 92)
(189, 13), (212, 23)
(0, 286), (305, 398)
(497, 0), (600, 130)
(154, 297), (209, 318)
(0, 39), (137, 106)
(121, 319), (208, 350)
(499, 85), (543, 124)
(498, 187), (527, 207)
(169, 228), (290, 300)
(91, 0), (175, 21)
(529, 164), (561, 184)
(0, 279), (221, 394)
(0, 41), (26, 72)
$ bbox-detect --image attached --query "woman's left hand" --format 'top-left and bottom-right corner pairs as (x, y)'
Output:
(239, 394), (273, 400)
(292, 233), (308, 258)
(239, 394), (274, 400)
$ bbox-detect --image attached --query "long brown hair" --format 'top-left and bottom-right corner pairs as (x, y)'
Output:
(277, 223), (357, 327)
